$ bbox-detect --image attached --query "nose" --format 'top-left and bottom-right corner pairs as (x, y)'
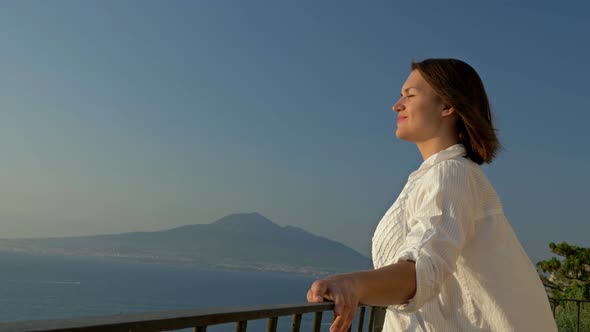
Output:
(392, 98), (404, 113)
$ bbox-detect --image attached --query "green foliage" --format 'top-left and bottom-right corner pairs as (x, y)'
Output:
(537, 242), (590, 300)
(552, 300), (590, 332)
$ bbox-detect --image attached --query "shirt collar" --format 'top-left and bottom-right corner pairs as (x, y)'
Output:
(409, 144), (467, 178)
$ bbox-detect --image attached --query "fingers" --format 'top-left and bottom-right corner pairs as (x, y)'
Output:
(345, 292), (356, 324)
(330, 313), (354, 332)
(333, 293), (344, 315)
(308, 280), (328, 303)
(307, 276), (358, 332)
(333, 317), (354, 332)
(331, 315), (346, 332)
(347, 306), (356, 326)
(346, 307), (356, 331)
(331, 294), (356, 332)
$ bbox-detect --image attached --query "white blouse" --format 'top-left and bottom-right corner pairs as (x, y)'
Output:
(372, 144), (557, 332)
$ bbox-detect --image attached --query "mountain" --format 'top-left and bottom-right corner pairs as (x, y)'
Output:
(0, 213), (372, 275)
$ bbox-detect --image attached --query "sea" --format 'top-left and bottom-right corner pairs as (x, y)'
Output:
(0, 251), (341, 331)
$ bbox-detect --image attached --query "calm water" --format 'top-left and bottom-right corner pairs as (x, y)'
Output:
(0, 251), (338, 331)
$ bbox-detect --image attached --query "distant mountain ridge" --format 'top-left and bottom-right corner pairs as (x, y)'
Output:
(0, 213), (371, 276)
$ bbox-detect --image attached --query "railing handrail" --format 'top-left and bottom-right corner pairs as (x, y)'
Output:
(548, 297), (589, 332)
(549, 297), (590, 304)
(0, 303), (385, 332)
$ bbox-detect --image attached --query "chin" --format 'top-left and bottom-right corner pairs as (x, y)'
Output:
(395, 129), (407, 140)
(395, 130), (415, 143)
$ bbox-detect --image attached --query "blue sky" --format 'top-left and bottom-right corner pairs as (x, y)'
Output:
(0, 1), (588, 263)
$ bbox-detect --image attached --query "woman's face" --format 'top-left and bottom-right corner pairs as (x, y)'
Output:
(392, 70), (448, 143)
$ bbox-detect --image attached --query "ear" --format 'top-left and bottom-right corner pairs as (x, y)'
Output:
(441, 104), (455, 117)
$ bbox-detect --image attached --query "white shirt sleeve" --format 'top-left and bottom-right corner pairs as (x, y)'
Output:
(388, 160), (477, 313)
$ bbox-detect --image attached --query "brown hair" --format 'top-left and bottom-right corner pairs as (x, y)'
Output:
(411, 58), (501, 164)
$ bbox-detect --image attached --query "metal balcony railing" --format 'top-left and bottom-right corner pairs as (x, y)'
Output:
(549, 297), (590, 332)
(0, 303), (387, 332)
(1, 297), (588, 332)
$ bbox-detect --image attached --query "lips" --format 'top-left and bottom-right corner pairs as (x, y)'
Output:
(397, 116), (407, 123)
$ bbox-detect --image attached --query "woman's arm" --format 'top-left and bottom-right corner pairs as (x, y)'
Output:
(354, 260), (417, 306)
(307, 260), (416, 332)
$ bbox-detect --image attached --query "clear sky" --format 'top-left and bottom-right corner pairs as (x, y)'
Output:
(1, 1), (588, 263)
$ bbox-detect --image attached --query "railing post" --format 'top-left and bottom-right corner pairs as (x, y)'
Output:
(235, 320), (247, 332)
(367, 307), (375, 332)
(266, 317), (278, 332)
(312, 311), (323, 332)
(356, 306), (366, 332)
(194, 327), (207, 332)
(576, 300), (580, 332)
(290, 313), (302, 332)
(373, 307), (386, 332)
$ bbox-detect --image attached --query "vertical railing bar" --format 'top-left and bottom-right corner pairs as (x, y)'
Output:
(373, 307), (386, 332)
(356, 306), (366, 332)
(193, 327), (207, 332)
(576, 300), (580, 332)
(290, 313), (302, 332)
(235, 320), (247, 332)
(312, 311), (323, 332)
(367, 306), (376, 332)
(266, 316), (278, 332)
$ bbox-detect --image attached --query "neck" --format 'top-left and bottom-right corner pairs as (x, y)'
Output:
(416, 136), (460, 160)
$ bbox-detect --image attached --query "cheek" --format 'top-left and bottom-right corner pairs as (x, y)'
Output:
(412, 102), (439, 125)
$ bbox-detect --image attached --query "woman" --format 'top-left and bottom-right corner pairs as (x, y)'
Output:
(307, 58), (558, 332)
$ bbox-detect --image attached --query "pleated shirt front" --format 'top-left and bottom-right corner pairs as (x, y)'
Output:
(372, 144), (557, 332)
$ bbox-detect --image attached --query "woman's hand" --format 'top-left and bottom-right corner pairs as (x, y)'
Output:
(306, 272), (361, 332)
(306, 262), (416, 331)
